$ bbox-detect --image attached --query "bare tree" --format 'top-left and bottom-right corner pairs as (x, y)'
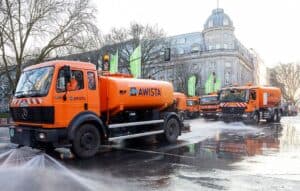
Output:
(269, 62), (300, 104)
(0, 0), (101, 89)
(103, 22), (166, 78)
(173, 60), (200, 95)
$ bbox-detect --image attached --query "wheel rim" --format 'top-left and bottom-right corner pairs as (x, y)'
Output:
(80, 132), (97, 150)
(168, 123), (176, 137)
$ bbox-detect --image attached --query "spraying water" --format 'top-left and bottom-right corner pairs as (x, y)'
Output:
(0, 147), (137, 191)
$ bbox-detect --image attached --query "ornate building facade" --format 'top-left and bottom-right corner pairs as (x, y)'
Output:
(148, 8), (266, 94)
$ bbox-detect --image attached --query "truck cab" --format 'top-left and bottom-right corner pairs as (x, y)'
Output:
(186, 97), (200, 118)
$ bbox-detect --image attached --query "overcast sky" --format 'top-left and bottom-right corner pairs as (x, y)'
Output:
(92, 0), (300, 67)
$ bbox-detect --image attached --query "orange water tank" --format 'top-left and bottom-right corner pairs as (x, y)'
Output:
(99, 75), (174, 115)
(257, 87), (281, 108)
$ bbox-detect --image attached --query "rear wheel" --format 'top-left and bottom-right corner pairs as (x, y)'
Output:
(274, 110), (281, 122)
(71, 124), (100, 159)
(267, 112), (275, 123)
(156, 117), (180, 144)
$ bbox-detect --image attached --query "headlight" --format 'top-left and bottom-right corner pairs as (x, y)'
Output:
(9, 128), (14, 137)
(38, 133), (46, 140)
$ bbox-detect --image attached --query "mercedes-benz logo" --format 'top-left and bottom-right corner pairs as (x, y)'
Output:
(21, 108), (28, 120)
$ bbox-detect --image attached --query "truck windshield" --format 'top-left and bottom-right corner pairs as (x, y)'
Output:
(186, 100), (197, 106)
(219, 89), (248, 102)
(15, 66), (54, 98)
(200, 96), (218, 104)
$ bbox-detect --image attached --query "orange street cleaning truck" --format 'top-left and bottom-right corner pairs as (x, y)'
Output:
(199, 94), (220, 120)
(9, 60), (183, 158)
(186, 96), (200, 118)
(219, 84), (282, 123)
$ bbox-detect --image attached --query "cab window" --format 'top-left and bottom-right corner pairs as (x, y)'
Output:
(250, 90), (256, 100)
(56, 69), (84, 92)
(87, 72), (96, 90)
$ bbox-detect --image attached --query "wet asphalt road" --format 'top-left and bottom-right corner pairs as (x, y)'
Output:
(0, 117), (299, 190)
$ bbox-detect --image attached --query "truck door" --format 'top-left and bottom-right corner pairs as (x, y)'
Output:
(54, 67), (87, 127)
(249, 89), (258, 109)
(86, 70), (100, 115)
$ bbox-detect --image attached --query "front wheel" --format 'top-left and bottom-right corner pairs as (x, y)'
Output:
(71, 124), (100, 159)
(252, 112), (260, 124)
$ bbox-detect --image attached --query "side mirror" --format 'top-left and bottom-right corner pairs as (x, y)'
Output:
(63, 65), (71, 85)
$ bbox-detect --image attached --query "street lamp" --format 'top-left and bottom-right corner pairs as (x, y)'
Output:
(102, 53), (110, 71)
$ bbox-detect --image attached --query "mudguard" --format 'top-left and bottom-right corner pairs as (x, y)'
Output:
(68, 111), (108, 141)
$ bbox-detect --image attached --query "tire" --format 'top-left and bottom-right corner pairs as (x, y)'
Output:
(157, 117), (180, 144)
(274, 110), (281, 122)
(252, 112), (260, 124)
(71, 124), (100, 159)
(266, 112), (275, 123)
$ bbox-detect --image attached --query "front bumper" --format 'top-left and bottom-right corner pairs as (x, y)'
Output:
(220, 112), (252, 121)
(9, 126), (68, 148)
(201, 111), (220, 118)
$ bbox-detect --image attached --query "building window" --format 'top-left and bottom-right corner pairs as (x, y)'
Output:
(225, 70), (231, 85)
(225, 62), (231, 68)
(209, 62), (217, 71)
(177, 38), (186, 44)
(224, 43), (228, 49)
(208, 20), (213, 27)
(216, 44), (221, 49)
(191, 46), (200, 53)
(178, 48), (184, 55)
(223, 18), (229, 26)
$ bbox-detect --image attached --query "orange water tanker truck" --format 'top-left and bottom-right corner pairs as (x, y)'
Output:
(9, 60), (184, 158)
(219, 84), (282, 123)
(186, 96), (200, 118)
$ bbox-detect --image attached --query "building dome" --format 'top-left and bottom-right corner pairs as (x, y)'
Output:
(204, 8), (233, 29)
